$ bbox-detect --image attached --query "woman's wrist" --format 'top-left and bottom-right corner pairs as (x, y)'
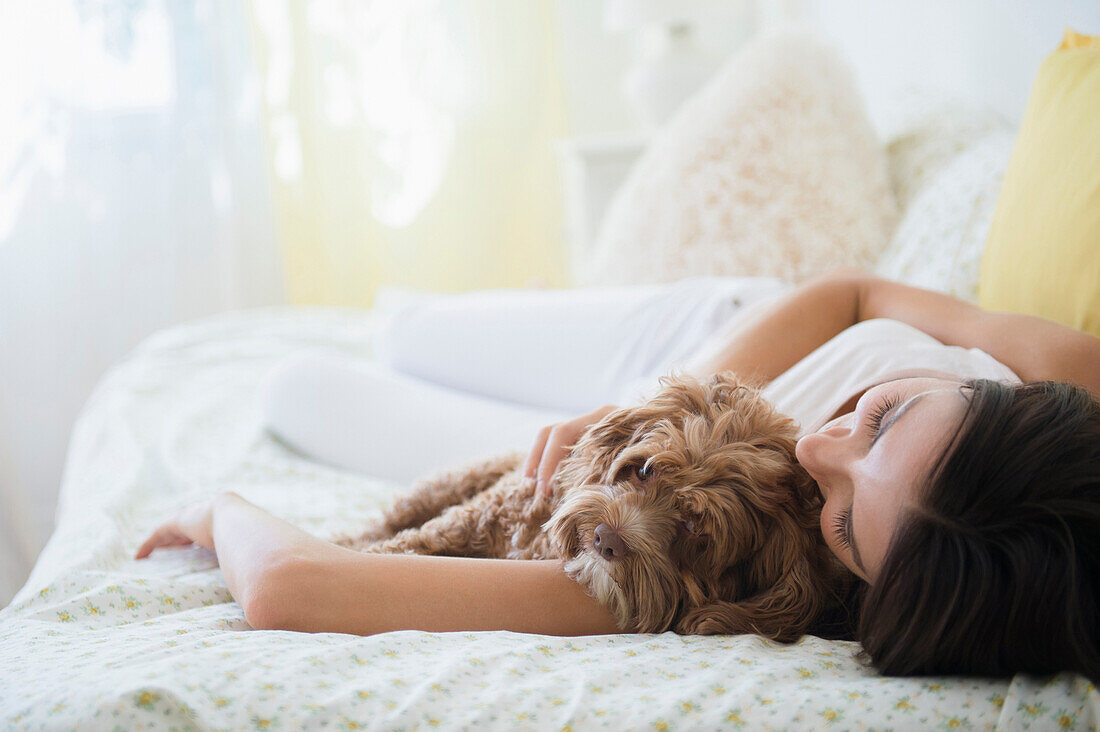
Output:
(209, 492), (307, 623)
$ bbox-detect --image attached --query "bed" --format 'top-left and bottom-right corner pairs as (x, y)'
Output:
(3, 11), (1100, 732)
(1, 305), (1096, 731)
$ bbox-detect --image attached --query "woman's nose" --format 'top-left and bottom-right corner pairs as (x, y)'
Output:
(795, 416), (855, 486)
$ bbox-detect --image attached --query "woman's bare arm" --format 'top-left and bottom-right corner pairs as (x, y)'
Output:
(257, 549), (621, 636)
(687, 268), (1100, 400)
(210, 494), (620, 635)
(857, 275), (1100, 400)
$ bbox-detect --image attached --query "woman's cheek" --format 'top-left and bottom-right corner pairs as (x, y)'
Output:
(819, 504), (837, 553)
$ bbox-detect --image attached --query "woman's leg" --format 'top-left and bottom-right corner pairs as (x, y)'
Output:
(375, 276), (794, 413)
(258, 352), (572, 483)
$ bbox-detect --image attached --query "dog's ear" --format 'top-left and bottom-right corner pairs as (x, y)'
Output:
(674, 512), (830, 642)
(673, 550), (825, 642)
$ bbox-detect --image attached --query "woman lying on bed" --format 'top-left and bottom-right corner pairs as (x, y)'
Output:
(134, 268), (1100, 681)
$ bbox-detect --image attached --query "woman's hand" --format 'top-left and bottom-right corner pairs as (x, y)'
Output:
(524, 405), (618, 496)
(134, 492), (238, 559)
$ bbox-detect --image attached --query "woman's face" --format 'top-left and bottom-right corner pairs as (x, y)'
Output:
(794, 377), (972, 583)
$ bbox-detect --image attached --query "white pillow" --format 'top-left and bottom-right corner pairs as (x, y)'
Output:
(582, 26), (897, 287)
(875, 94), (1011, 213)
(873, 101), (1015, 303)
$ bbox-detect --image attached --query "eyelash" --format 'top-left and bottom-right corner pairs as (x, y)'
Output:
(864, 392), (902, 440)
(834, 392), (902, 554)
(833, 506), (852, 549)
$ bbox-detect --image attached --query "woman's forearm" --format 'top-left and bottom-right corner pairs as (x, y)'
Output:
(685, 269), (862, 385)
(857, 274), (1100, 397)
(264, 551), (622, 636)
(206, 493), (621, 636)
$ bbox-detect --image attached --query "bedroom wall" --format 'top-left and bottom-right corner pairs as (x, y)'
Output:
(554, 0), (755, 136)
(801, 0), (1100, 132)
(554, 0), (1100, 141)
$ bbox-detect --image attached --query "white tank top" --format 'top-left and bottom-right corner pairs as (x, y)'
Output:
(761, 318), (1022, 438)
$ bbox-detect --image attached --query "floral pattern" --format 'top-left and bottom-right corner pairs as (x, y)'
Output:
(1, 309), (1097, 731)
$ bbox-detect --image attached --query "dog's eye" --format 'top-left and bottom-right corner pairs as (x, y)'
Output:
(634, 463), (653, 482)
(678, 518), (696, 534)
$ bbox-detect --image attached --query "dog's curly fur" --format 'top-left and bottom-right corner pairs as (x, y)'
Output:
(330, 372), (851, 640)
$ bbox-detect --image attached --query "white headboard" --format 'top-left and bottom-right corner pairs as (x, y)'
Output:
(786, 0), (1100, 129)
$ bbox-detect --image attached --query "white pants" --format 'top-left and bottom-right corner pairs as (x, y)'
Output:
(259, 277), (792, 483)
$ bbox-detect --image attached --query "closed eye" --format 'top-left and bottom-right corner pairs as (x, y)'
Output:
(864, 392), (902, 441)
(832, 506), (852, 549)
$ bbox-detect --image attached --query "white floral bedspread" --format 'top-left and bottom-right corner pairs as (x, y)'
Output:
(1, 306), (1096, 731)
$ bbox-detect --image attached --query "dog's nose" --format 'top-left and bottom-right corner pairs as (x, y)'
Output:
(593, 523), (626, 560)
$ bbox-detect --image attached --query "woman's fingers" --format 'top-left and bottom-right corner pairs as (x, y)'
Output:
(134, 524), (191, 559)
(527, 405), (619, 498)
(134, 532), (165, 560)
(524, 425), (553, 481)
(536, 426), (574, 496)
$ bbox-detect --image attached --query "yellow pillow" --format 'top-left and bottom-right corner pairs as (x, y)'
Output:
(979, 29), (1100, 339)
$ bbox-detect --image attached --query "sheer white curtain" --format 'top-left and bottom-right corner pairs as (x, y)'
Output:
(0, 0), (283, 606)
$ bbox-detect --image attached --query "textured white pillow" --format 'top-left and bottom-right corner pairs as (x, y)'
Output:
(876, 95), (1011, 213)
(582, 27), (897, 286)
(873, 101), (1015, 304)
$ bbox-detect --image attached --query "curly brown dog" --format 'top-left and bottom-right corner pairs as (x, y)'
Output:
(330, 372), (851, 640)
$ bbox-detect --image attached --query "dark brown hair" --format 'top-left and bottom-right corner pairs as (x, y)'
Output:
(857, 379), (1100, 681)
